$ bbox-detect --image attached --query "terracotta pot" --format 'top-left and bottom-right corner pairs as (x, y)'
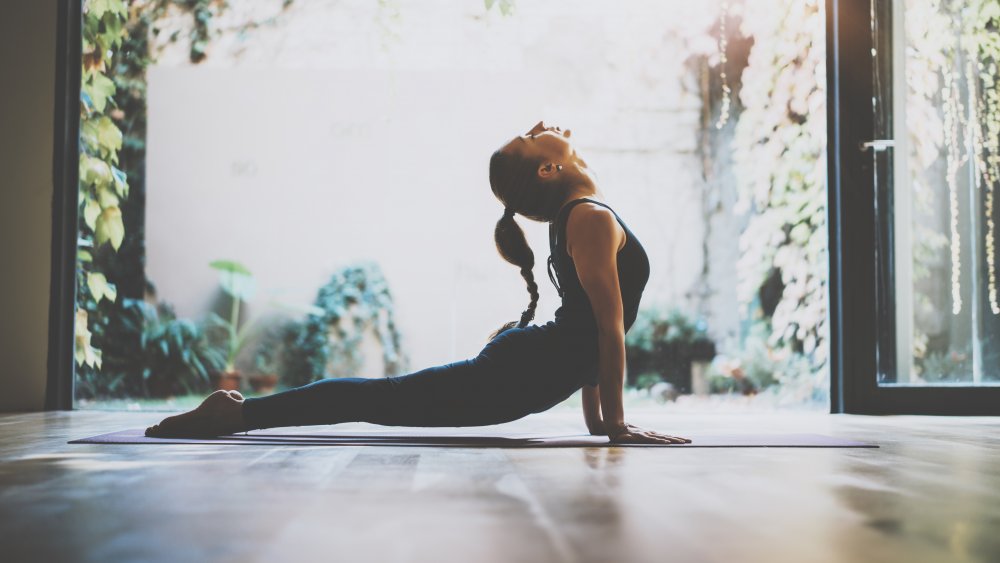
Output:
(211, 370), (242, 391)
(248, 373), (279, 394)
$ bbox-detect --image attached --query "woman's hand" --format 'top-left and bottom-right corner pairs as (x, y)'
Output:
(586, 419), (607, 436)
(607, 423), (691, 445)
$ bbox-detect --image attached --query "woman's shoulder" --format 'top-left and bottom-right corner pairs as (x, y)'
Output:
(564, 200), (624, 253)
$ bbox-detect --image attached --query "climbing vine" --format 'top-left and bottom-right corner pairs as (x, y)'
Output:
(77, 0), (131, 375)
(730, 0), (828, 396)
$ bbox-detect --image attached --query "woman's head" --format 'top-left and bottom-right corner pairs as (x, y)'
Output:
(487, 121), (594, 340)
(489, 120), (591, 222)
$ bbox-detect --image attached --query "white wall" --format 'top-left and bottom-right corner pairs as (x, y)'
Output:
(0, 0), (57, 411)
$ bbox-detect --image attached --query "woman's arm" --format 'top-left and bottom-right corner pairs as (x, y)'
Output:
(567, 203), (690, 445)
(582, 383), (604, 435)
(565, 204), (628, 438)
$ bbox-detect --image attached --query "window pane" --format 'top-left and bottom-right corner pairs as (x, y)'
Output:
(885, 0), (1000, 386)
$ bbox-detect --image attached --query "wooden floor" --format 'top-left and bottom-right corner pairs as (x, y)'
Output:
(1, 410), (998, 563)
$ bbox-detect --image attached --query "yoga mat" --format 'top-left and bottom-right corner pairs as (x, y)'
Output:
(70, 428), (877, 448)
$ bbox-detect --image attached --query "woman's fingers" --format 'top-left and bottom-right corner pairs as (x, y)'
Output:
(611, 429), (691, 445)
(613, 432), (688, 445)
(649, 432), (690, 444)
(628, 425), (691, 444)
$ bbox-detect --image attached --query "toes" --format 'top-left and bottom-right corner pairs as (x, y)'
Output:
(227, 390), (245, 401)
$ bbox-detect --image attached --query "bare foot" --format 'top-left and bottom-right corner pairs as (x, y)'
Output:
(145, 390), (247, 438)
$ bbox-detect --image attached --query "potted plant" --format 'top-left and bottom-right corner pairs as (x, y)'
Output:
(248, 322), (284, 394)
(206, 259), (256, 391)
(625, 307), (716, 394)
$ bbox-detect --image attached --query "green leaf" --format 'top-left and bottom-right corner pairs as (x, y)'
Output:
(77, 249), (93, 263)
(87, 73), (116, 113)
(209, 260), (252, 276)
(87, 272), (109, 303)
(87, 0), (113, 19)
(83, 198), (101, 230)
(74, 309), (101, 368)
(80, 154), (113, 189)
(95, 116), (123, 155)
(97, 185), (119, 208)
(80, 118), (100, 153)
(95, 206), (125, 250)
(111, 166), (129, 198)
(210, 260), (256, 300)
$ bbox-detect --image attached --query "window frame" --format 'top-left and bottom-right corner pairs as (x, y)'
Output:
(826, 0), (1000, 414)
(47, 0), (81, 410)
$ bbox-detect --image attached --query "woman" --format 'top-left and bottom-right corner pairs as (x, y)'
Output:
(146, 121), (690, 445)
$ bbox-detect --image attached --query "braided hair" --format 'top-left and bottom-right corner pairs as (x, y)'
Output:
(487, 146), (573, 341)
(489, 208), (540, 340)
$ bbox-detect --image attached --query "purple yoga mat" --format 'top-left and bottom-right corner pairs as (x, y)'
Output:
(70, 428), (877, 448)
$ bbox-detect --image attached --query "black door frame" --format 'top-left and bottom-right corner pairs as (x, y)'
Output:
(46, 0), (999, 413)
(826, 0), (1000, 414)
(47, 0), (81, 410)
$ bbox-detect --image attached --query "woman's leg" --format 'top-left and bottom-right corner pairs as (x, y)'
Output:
(146, 327), (588, 437)
(242, 357), (523, 430)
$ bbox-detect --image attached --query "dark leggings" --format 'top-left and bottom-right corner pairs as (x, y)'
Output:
(241, 322), (596, 431)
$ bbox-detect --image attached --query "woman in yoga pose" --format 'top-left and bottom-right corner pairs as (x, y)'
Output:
(146, 121), (690, 445)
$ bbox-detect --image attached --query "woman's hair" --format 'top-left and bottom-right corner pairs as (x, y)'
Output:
(487, 146), (575, 341)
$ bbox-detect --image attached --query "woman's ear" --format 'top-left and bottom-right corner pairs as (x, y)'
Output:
(538, 162), (558, 179)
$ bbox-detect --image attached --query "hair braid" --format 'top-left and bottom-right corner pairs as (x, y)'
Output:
(489, 213), (540, 341)
(518, 266), (539, 327)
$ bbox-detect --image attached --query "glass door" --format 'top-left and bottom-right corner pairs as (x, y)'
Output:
(871, 0), (1000, 389)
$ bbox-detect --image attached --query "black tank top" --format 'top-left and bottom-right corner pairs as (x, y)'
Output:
(547, 197), (650, 334)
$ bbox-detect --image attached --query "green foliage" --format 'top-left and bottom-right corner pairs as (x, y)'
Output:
(484, 0), (515, 16)
(708, 323), (824, 402)
(75, 298), (225, 399)
(131, 300), (225, 396)
(711, 0), (829, 405)
(206, 259), (256, 371)
(625, 307), (716, 392)
(919, 349), (972, 383)
(281, 262), (408, 388)
(76, 0), (131, 384)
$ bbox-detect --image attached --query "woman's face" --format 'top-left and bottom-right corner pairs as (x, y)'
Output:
(505, 120), (587, 172)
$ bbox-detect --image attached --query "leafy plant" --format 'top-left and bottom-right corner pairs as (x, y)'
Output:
(281, 262), (407, 388)
(134, 300), (226, 396)
(75, 298), (224, 399)
(917, 348), (973, 383)
(75, 0), (130, 383)
(731, 0), (827, 370)
(206, 259), (256, 372)
(707, 322), (822, 402)
(625, 307), (716, 393)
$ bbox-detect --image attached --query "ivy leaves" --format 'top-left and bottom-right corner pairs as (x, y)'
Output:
(80, 1), (129, 255)
(87, 272), (118, 305)
(77, 0), (130, 371)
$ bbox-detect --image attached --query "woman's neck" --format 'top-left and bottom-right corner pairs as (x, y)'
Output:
(562, 185), (600, 206)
